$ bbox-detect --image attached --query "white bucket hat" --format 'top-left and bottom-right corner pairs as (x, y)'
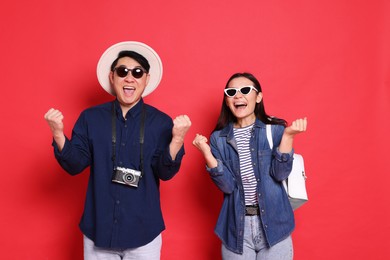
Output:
(97, 41), (163, 97)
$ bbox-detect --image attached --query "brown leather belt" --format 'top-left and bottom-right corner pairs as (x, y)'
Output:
(245, 205), (259, 216)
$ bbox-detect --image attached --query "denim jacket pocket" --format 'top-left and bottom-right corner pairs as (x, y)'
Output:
(256, 149), (273, 174)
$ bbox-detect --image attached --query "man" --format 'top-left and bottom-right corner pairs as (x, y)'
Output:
(44, 41), (191, 259)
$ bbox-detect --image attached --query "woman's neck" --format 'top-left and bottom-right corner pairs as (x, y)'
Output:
(234, 115), (256, 128)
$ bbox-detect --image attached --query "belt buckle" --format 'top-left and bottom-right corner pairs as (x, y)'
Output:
(245, 205), (259, 216)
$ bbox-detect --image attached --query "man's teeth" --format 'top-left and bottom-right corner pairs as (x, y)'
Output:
(123, 87), (135, 94)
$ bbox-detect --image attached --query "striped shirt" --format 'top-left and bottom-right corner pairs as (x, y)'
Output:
(233, 124), (258, 205)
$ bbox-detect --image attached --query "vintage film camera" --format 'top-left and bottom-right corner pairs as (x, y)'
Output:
(112, 167), (141, 188)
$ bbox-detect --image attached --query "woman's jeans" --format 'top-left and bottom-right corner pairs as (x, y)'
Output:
(83, 234), (162, 260)
(222, 216), (293, 260)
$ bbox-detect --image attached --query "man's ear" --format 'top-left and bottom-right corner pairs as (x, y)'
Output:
(145, 73), (150, 86)
(109, 71), (114, 85)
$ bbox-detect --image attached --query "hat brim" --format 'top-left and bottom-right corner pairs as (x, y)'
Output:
(97, 41), (163, 97)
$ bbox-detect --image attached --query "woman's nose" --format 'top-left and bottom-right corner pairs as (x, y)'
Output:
(234, 91), (244, 98)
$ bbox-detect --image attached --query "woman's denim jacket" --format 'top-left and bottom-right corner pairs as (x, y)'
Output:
(207, 120), (295, 254)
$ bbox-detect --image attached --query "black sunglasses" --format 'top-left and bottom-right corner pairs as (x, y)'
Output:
(224, 86), (258, 97)
(113, 66), (147, 79)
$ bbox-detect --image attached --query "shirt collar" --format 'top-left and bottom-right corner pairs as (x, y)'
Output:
(114, 98), (144, 119)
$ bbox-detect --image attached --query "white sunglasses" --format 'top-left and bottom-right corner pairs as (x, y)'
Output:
(224, 86), (258, 97)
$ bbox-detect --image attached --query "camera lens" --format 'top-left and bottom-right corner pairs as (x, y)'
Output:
(123, 173), (134, 183)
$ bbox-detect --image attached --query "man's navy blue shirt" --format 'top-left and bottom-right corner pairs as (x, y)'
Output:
(53, 99), (185, 249)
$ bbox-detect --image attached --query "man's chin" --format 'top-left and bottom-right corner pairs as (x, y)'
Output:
(118, 97), (141, 108)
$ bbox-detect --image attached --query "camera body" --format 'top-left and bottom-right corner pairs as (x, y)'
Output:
(112, 167), (141, 188)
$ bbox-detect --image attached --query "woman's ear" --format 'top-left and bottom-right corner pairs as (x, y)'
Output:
(256, 92), (263, 103)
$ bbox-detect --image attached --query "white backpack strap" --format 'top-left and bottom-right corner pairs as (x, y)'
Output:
(267, 124), (287, 191)
(266, 124), (273, 149)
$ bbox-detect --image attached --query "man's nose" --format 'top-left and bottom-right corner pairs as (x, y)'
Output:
(124, 74), (136, 82)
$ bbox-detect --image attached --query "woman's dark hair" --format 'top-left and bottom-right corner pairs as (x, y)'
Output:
(110, 51), (150, 72)
(213, 72), (287, 132)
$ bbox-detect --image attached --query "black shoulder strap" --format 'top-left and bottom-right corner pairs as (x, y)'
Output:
(111, 101), (146, 177)
(111, 102), (116, 163)
(139, 104), (145, 176)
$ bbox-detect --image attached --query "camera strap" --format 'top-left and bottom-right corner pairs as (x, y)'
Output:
(111, 101), (146, 178)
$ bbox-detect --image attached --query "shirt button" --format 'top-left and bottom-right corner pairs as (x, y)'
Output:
(253, 163), (256, 166)
(121, 143), (125, 146)
(114, 219), (118, 224)
(116, 200), (120, 205)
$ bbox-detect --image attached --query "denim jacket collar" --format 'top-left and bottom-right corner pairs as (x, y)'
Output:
(219, 119), (267, 138)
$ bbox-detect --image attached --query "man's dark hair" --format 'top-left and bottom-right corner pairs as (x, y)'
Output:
(110, 51), (150, 72)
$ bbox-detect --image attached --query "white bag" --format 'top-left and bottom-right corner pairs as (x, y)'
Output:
(266, 124), (308, 210)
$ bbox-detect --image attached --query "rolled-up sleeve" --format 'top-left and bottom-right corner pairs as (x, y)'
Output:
(206, 134), (236, 194)
(155, 145), (185, 181)
(269, 125), (294, 181)
(270, 147), (294, 181)
(53, 113), (91, 175)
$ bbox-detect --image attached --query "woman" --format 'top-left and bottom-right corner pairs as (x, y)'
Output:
(193, 72), (307, 259)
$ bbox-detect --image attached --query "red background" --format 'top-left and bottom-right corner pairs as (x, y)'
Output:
(1, 0), (389, 259)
